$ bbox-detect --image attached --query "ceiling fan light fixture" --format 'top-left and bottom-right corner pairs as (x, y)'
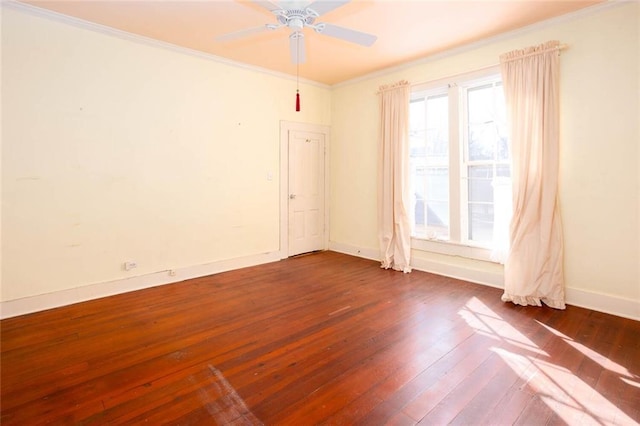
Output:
(289, 17), (304, 32)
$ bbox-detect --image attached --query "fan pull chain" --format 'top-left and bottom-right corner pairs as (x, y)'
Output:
(295, 33), (301, 112)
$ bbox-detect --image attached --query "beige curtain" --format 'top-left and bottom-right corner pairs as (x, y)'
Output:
(378, 80), (412, 273)
(500, 41), (565, 309)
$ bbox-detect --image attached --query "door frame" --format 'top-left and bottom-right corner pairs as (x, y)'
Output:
(279, 121), (331, 259)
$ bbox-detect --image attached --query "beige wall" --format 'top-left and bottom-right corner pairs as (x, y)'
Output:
(331, 2), (639, 315)
(1, 5), (331, 302)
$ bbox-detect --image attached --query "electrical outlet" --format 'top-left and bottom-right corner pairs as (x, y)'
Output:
(123, 261), (137, 271)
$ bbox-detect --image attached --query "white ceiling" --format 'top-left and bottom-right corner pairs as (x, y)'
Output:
(20, 0), (603, 85)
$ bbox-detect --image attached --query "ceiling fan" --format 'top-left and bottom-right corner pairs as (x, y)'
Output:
(216, 0), (377, 64)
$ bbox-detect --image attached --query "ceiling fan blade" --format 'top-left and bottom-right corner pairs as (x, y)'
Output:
(277, 1), (311, 8)
(252, 0), (282, 12)
(306, 0), (350, 16)
(289, 32), (306, 64)
(315, 23), (377, 46)
(216, 25), (272, 42)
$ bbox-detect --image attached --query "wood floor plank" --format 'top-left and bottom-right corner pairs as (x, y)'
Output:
(400, 333), (498, 422)
(514, 394), (556, 425)
(329, 320), (474, 424)
(272, 304), (464, 424)
(2, 251), (639, 425)
(446, 315), (563, 425)
(392, 295), (549, 422)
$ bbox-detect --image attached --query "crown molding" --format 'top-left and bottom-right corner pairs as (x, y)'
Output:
(1, 1), (629, 90)
(332, 0), (629, 88)
(1, 0), (329, 89)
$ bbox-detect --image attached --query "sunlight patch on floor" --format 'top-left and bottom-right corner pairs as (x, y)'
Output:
(459, 297), (637, 425)
(458, 297), (547, 356)
(621, 377), (640, 389)
(536, 320), (635, 379)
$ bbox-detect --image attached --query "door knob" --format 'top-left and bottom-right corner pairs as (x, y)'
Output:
(289, 194), (296, 199)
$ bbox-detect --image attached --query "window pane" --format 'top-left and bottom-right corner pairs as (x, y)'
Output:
(410, 99), (425, 147)
(496, 164), (511, 177)
(468, 84), (495, 161)
(410, 92), (449, 240)
(426, 167), (449, 202)
(467, 83), (509, 162)
(426, 95), (449, 157)
(495, 85), (510, 161)
(464, 79), (511, 247)
(468, 203), (494, 243)
(468, 166), (493, 203)
(412, 165), (450, 239)
(497, 132), (509, 161)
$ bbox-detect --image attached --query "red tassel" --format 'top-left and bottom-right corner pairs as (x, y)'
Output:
(295, 91), (300, 112)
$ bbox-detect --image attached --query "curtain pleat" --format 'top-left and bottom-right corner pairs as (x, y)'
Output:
(500, 41), (565, 309)
(378, 81), (412, 273)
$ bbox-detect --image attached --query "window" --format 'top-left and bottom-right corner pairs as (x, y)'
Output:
(409, 71), (511, 256)
(409, 90), (449, 240)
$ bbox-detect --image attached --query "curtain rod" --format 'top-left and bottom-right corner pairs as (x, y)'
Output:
(377, 80), (411, 94)
(410, 63), (500, 89)
(500, 43), (569, 64)
(381, 43), (570, 93)
(408, 43), (569, 89)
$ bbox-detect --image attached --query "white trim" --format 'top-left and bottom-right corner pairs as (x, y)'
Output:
(329, 240), (503, 287)
(411, 238), (495, 263)
(328, 241), (640, 321)
(279, 121), (331, 259)
(0, 251), (280, 319)
(565, 287), (640, 322)
(333, 1), (627, 88)
(329, 241), (380, 262)
(411, 256), (504, 289)
(411, 66), (501, 93)
(4, 0), (625, 90)
(2, 246), (637, 322)
(1, 0), (328, 89)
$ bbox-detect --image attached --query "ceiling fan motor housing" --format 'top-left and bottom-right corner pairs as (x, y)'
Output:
(217, 1), (377, 65)
(276, 8), (318, 32)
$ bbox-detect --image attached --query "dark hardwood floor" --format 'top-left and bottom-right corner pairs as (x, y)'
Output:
(1, 251), (639, 425)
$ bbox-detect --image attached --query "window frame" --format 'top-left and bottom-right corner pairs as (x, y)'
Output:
(409, 87), (451, 241)
(409, 67), (507, 263)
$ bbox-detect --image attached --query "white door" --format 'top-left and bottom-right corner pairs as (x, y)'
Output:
(288, 130), (325, 256)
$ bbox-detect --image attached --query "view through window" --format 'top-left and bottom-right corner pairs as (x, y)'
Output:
(409, 73), (511, 250)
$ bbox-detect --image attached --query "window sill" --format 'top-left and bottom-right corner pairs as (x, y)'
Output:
(411, 237), (497, 263)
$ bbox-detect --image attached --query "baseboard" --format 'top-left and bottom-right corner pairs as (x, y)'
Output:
(328, 241), (380, 262)
(410, 257), (504, 289)
(329, 241), (504, 288)
(0, 251), (281, 319)
(565, 287), (639, 321)
(3, 246), (637, 322)
(328, 241), (640, 321)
